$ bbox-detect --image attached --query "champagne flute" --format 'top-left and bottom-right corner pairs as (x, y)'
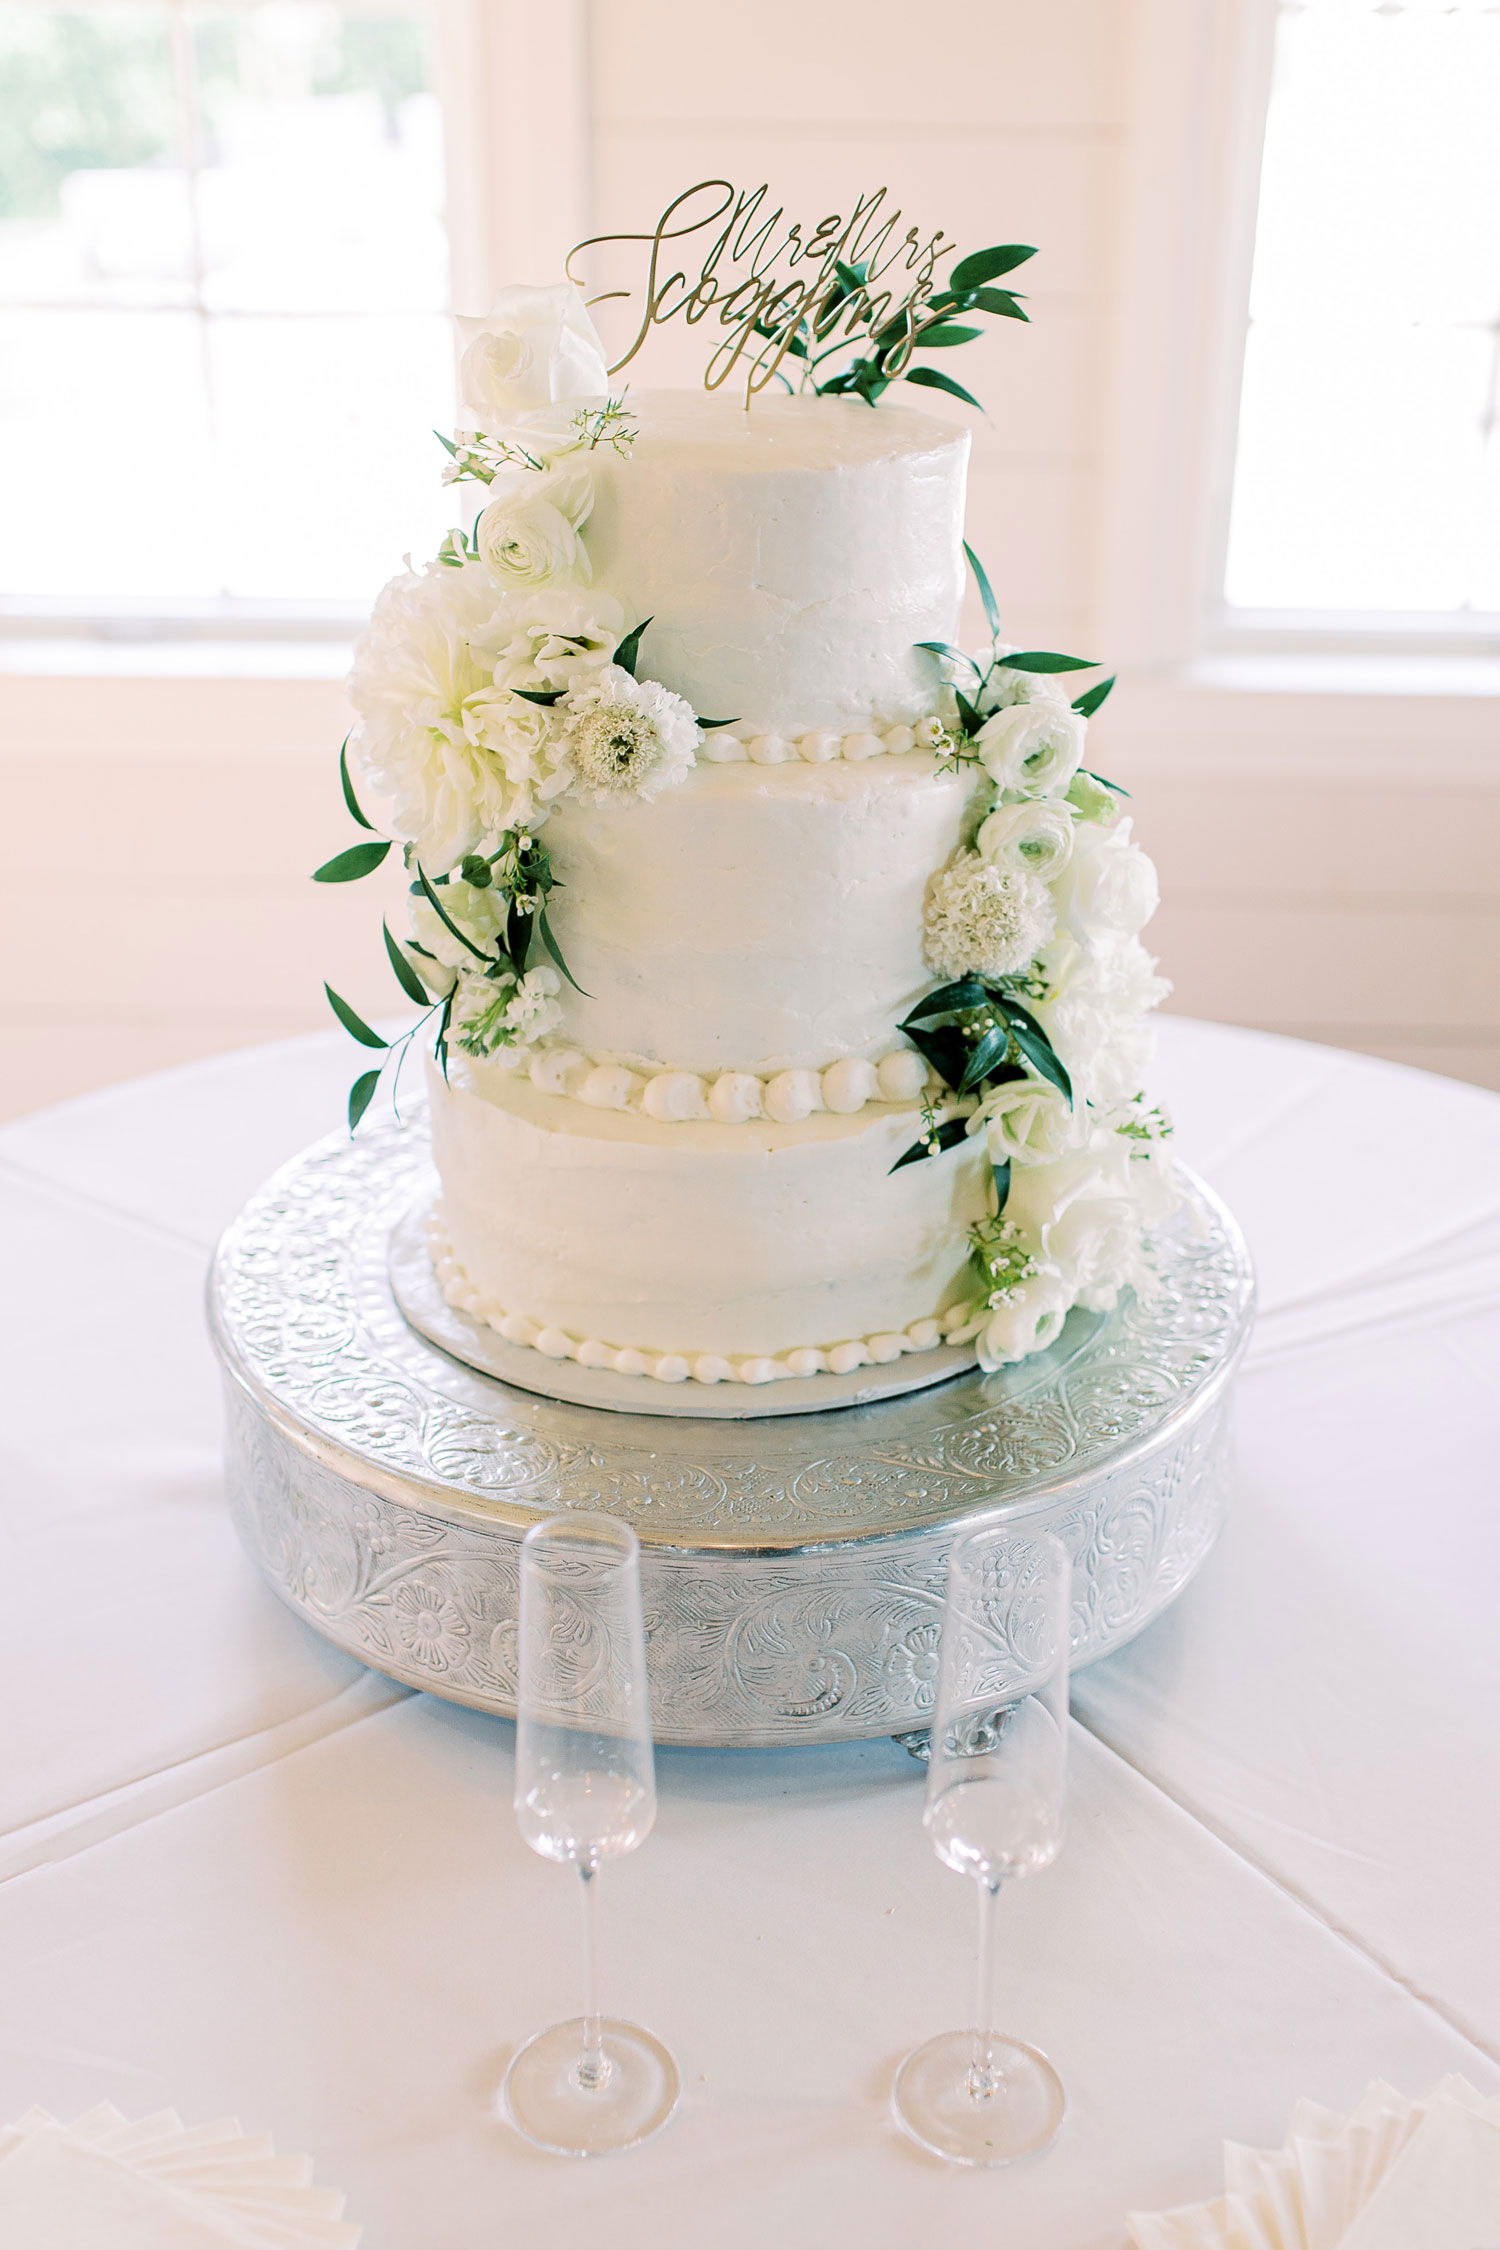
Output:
(892, 1521), (1071, 2167)
(502, 1512), (679, 2156)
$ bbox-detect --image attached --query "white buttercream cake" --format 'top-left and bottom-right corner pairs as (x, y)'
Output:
(341, 287), (1178, 1396)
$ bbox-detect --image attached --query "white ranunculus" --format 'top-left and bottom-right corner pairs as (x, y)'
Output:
(1052, 817), (1159, 941)
(975, 700), (1087, 799)
(923, 851), (1055, 981)
(492, 587), (625, 695)
(969, 1076), (1077, 1168)
(473, 464), (595, 590)
(980, 660), (1073, 714)
(407, 876), (507, 989)
(553, 664), (700, 803)
(976, 797), (1075, 879)
(976, 1271), (1071, 1371)
(348, 561), (519, 873)
(456, 283), (609, 427)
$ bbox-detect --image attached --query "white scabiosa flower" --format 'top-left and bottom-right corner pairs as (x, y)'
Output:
(473, 464), (595, 590)
(975, 700), (1087, 799)
(554, 664), (701, 804)
(348, 561), (518, 874)
(976, 797), (1076, 879)
(922, 850), (1055, 980)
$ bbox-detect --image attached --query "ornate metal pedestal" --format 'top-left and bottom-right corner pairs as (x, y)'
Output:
(209, 1109), (1254, 1747)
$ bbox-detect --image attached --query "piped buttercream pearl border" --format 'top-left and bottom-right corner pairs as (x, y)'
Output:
(428, 1206), (974, 1386)
(702, 721), (943, 766)
(494, 1043), (933, 1123)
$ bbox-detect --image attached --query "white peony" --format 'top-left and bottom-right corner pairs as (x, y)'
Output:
(473, 464), (595, 590)
(407, 876), (507, 990)
(456, 283), (609, 428)
(553, 664), (700, 803)
(976, 1271), (1071, 1371)
(492, 587), (625, 695)
(975, 700), (1087, 799)
(348, 561), (522, 874)
(968, 1076), (1077, 1168)
(1051, 817), (1159, 941)
(923, 851), (1055, 981)
(976, 797), (1075, 879)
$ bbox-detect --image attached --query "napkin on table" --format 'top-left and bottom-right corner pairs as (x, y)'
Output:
(1128, 2075), (1500, 2250)
(0, 2103), (361, 2249)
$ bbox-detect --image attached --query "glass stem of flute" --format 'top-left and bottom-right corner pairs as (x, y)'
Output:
(969, 1875), (1003, 2101)
(577, 1862), (608, 2092)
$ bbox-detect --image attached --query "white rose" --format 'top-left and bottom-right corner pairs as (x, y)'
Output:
(975, 700), (1087, 798)
(969, 1076), (1077, 1168)
(976, 1272), (1071, 1371)
(976, 798), (1075, 879)
(1005, 1139), (1147, 1311)
(474, 465), (595, 590)
(1052, 818), (1159, 940)
(456, 282), (609, 426)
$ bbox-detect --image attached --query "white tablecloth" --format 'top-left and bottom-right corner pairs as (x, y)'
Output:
(1, 1019), (1497, 2248)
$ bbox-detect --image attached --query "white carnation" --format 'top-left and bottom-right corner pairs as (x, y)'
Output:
(456, 283), (609, 427)
(976, 798), (1075, 879)
(923, 851), (1055, 981)
(554, 664), (700, 804)
(975, 700), (1087, 798)
(348, 562), (520, 873)
(1052, 817), (1159, 941)
(473, 464), (595, 590)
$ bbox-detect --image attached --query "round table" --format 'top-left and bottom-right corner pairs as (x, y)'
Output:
(1, 1017), (1497, 2248)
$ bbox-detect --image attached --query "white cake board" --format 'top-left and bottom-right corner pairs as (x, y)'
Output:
(389, 1197), (980, 1420)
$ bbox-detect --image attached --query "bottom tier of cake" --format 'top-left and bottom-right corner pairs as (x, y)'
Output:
(427, 1055), (990, 1374)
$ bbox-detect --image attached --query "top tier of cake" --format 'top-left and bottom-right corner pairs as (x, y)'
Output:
(584, 390), (970, 732)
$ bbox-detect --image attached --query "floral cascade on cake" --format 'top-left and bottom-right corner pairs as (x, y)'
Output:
(318, 195), (1179, 1392)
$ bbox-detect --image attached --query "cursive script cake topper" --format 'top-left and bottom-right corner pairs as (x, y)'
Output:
(566, 180), (1036, 410)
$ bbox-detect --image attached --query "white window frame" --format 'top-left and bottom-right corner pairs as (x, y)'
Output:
(0, 0), (591, 672)
(1095, 0), (1500, 696)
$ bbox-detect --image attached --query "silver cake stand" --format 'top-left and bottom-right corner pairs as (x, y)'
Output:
(209, 1106), (1254, 1748)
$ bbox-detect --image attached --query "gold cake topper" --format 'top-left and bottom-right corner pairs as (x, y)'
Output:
(567, 181), (963, 405)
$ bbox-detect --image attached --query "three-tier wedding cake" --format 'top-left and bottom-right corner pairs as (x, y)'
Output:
(327, 232), (1177, 1400)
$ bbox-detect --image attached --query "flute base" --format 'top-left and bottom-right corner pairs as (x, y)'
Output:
(892, 2030), (1065, 2167)
(501, 2018), (679, 2157)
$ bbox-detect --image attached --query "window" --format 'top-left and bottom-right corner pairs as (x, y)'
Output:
(1218, 0), (1500, 642)
(0, 0), (456, 640)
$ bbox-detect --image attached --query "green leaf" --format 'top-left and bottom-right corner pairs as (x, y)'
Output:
(954, 686), (984, 738)
(890, 1116), (971, 1173)
(903, 365), (984, 412)
(950, 243), (1037, 291)
(415, 865), (489, 962)
(434, 430), (459, 458)
(1003, 651), (1098, 674)
(958, 1022), (1015, 1094)
(901, 1021), (970, 1092)
(383, 920), (432, 1007)
(1071, 674), (1117, 718)
(434, 991), (453, 1083)
(538, 903), (589, 995)
(339, 737), (374, 830)
(512, 686), (564, 707)
(695, 714), (742, 730)
(1083, 767), (1131, 797)
(348, 1069), (382, 1132)
(992, 1159), (1012, 1214)
(902, 977), (991, 1025)
(916, 639), (980, 678)
(325, 983), (387, 1050)
(313, 839), (390, 883)
(969, 287), (1029, 320)
(964, 542), (1002, 642)
(996, 997), (1072, 1104)
(614, 617), (652, 679)
(909, 322), (982, 349)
